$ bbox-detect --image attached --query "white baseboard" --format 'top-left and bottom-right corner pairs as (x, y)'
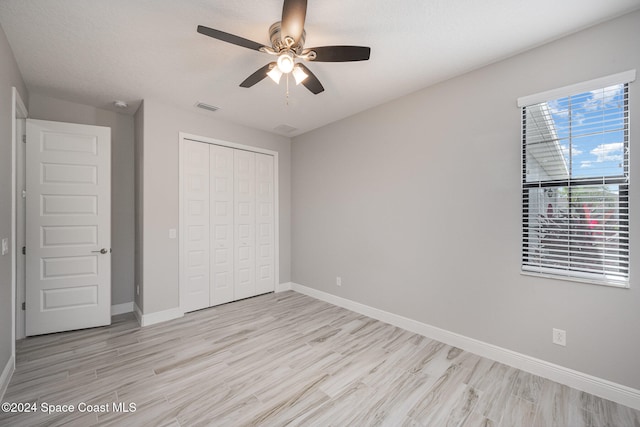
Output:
(0, 355), (15, 402)
(134, 305), (183, 327)
(275, 282), (293, 293)
(111, 302), (134, 316)
(291, 282), (640, 411)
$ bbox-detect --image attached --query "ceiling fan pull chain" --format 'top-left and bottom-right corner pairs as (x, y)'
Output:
(286, 73), (290, 106)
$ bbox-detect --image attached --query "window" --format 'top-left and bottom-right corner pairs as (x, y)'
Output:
(519, 71), (635, 287)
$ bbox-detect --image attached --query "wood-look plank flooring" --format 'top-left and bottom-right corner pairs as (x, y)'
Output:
(2, 291), (639, 426)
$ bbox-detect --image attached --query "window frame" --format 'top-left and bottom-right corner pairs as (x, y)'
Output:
(518, 71), (635, 288)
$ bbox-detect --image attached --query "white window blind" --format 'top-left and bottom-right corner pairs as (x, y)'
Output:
(521, 76), (632, 287)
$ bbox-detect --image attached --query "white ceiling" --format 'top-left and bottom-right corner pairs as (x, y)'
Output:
(1, 0), (639, 137)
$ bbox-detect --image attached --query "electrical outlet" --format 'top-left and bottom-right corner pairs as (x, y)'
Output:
(552, 328), (566, 346)
(1, 238), (8, 256)
(336, 276), (342, 287)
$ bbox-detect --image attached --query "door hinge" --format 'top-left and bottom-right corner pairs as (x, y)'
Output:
(22, 302), (25, 311)
(22, 134), (26, 143)
(22, 246), (25, 255)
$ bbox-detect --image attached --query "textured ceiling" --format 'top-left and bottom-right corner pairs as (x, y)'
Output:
(1, 0), (639, 136)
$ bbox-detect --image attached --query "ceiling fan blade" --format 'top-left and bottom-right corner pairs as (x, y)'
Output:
(281, 0), (307, 46)
(240, 63), (276, 88)
(307, 46), (371, 62)
(296, 63), (324, 94)
(197, 25), (265, 51)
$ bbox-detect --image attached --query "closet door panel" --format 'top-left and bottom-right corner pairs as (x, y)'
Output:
(255, 153), (275, 294)
(182, 140), (210, 312)
(210, 145), (235, 305)
(234, 150), (256, 299)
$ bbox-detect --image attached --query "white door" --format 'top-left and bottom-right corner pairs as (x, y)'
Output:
(182, 140), (210, 312)
(26, 119), (111, 336)
(234, 150), (256, 300)
(180, 137), (277, 313)
(210, 145), (235, 305)
(255, 153), (275, 294)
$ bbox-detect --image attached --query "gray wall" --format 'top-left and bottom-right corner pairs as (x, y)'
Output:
(0, 23), (27, 376)
(291, 10), (640, 389)
(28, 93), (136, 306)
(139, 99), (291, 314)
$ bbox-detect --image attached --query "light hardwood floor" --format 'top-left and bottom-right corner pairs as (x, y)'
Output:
(2, 291), (639, 426)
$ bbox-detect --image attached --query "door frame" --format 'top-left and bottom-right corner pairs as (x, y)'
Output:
(11, 88), (28, 352)
(178, 132), (280, 313)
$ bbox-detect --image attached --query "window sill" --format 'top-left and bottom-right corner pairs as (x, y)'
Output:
(521, 267), (629, 289)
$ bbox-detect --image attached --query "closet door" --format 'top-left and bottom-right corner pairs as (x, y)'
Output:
(255, 153), (275, 294)
(210, 145), (235, 305)
(182, 140), (210, 312)
(234, 150), (256, 299)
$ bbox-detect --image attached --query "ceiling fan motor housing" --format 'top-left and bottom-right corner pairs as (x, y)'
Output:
(269, 22), (306, 54)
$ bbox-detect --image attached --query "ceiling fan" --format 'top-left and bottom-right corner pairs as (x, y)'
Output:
(197, 0), (371, 95)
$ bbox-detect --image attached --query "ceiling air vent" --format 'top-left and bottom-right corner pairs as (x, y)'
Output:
(274, 124), (297, 134)
(195, 102), (219, 112)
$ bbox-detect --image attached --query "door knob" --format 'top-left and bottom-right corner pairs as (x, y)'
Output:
(92, 248), (109, 254)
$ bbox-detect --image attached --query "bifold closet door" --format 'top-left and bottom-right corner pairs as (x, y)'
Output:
(255, 153), (275, 294)
(210, 145), (235, 306)
(182, 141), (276, 312)
(234, 150), (256, 299)
(183, 140), (211, 312)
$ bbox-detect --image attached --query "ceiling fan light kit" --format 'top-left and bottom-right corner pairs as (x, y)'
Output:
(267, 66), (283, 84)
(276, 50), (295, 74)
(292, 65), (308, 85)
(197, 0), (371, 95)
